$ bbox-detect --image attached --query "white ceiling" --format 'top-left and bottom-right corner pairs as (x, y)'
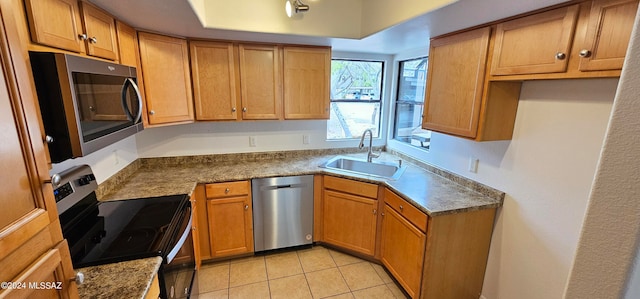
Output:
(90, 0), (569, 54)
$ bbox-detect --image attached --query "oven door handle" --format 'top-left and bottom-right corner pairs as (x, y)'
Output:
(166, 208), (193, 264)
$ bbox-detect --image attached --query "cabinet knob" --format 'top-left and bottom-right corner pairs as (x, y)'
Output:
(149, 110), (155, 115)
(78, 33), (88, 41)
(242, 107), (247, 112)
(192, 226), (197, 231)
(72, 272), (85, 285)
(555, 52), (567, 60)
(48, 173), (62, 188)
(45, 135), (54, 144)
(89, 37), (97, 44)
(232, 107), (237, 112)
(373, 209), (377, 215)
(579, 49), (592, 58)
(225, 188), (230, 194)
(399, 205), (404, 211)
(244, 204), (249, 210)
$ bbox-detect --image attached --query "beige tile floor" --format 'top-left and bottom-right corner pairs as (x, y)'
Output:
(193, 246), (409, 299)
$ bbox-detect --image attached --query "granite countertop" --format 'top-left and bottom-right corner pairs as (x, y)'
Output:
(76, 257), (162, 299)
(97, 149), (505, 216)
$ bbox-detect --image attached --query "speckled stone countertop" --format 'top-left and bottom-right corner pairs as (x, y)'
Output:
(76, 257), (162, 299)
(97, 148), (505, 216)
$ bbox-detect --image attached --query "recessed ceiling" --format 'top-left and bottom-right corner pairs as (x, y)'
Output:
(89, 0), (569, 54)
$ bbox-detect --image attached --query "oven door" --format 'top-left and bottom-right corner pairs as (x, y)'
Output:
(161, 204), (197, 299)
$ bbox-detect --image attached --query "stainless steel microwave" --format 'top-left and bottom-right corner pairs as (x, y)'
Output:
(29, 52), (143, 163)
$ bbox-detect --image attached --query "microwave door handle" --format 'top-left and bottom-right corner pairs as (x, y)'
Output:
(121, 78), (143, 123)
(120, 79), (134, 121)
(166, 208), (193, 264)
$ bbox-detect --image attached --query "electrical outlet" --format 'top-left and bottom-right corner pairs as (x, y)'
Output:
(303, 135), (310, 144)
(468, 156), (479, 173)
(249, 136), (257, 147)
(113, 150), (119, 165)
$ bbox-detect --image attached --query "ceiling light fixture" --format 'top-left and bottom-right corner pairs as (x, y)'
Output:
(285, 0), (309, 18)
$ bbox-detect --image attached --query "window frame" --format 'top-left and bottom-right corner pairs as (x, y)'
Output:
(327, 58), (385, 140)
(390, 55), (431, 151)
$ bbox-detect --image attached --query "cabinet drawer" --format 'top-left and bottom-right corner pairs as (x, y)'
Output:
(384, 189), (427, 232)
(206, 181), (250, 198)
(324, 176), (378, 199)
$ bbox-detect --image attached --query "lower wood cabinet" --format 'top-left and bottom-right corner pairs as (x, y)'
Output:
(144, 275), (160, 299)
(380, 190), (427, 299)
(322, 176), (379, 256)
(205, 181), (254, 258)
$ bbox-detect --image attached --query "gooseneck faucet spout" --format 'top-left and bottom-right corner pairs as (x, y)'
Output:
(359, 129), (380, 163)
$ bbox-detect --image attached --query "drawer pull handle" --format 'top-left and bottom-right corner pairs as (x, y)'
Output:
(225, 188), (230, 194)
(399, 205), (404, 211)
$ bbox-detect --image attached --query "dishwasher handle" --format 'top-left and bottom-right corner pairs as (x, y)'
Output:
(259, 183), (306, 191)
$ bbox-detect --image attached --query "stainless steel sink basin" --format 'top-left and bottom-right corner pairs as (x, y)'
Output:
(321, 156), (406, 180)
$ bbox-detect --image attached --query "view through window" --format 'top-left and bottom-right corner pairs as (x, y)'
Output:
(393, 57), (431, 150)
(327, 60), (383, 140)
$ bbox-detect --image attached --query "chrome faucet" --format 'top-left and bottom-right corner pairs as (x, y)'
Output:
(359, 129), (380, 162)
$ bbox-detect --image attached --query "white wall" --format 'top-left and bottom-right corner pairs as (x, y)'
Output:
(50, 135), (138, 183)
(387, 78), (618, 299)
(564, 6), (640, 298)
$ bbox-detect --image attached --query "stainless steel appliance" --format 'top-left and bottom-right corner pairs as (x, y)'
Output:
(252, 175), (314, 252)
(55, 165), (196, 298)
(29, 52), (143, 163)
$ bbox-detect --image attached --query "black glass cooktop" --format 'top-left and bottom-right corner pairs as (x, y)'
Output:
(64, 194), (189, 268)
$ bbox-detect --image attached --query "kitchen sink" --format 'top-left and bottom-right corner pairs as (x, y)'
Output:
(321, 156), (406, 180)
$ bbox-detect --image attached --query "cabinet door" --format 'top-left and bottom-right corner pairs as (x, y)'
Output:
(116, 21), (138, 67)
(1, 242), (77, 299)
(578, 0), (639, 71)
(423, 27), (491, 138)
(138, 32), (194, 125)
(380, 205), (426, 299)
(80, 2), (118, 60)
(190, 41), (240, 121)
(238, 44), (282, 120)
(283, 47), (331, 119)
(323, 190), (377, 256)
(207, 196), (254, 258)
(0, 31), (58, 268)
(491, 5), (579, 75)
(23, 0), (84, 53)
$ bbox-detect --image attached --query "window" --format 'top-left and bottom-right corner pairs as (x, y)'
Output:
(327, 60), (383, 140)
(393, 57), (431, 150)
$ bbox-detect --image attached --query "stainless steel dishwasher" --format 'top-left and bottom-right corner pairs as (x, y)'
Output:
(252, 175), (314, 252)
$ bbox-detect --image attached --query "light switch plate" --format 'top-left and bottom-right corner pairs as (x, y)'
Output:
(249, 136), (257, 147)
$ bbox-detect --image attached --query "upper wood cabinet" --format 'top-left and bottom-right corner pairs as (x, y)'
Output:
(138, 32), (194, 125)
(79, 2), (118, 60)
(578, 0), (639, 71)
(24, 0), (84, 53)
(24, 0), (119, 60)
(115, 21), (138, 67)
(190, 41), (240, 121)
(238, 44), (282, 120)
(423, 27), (491, 139)
(283, 46), (331, 119)
(491, 5), (580, 75)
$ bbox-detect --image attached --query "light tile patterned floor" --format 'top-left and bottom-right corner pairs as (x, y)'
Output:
(193, 246), (408, 299)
